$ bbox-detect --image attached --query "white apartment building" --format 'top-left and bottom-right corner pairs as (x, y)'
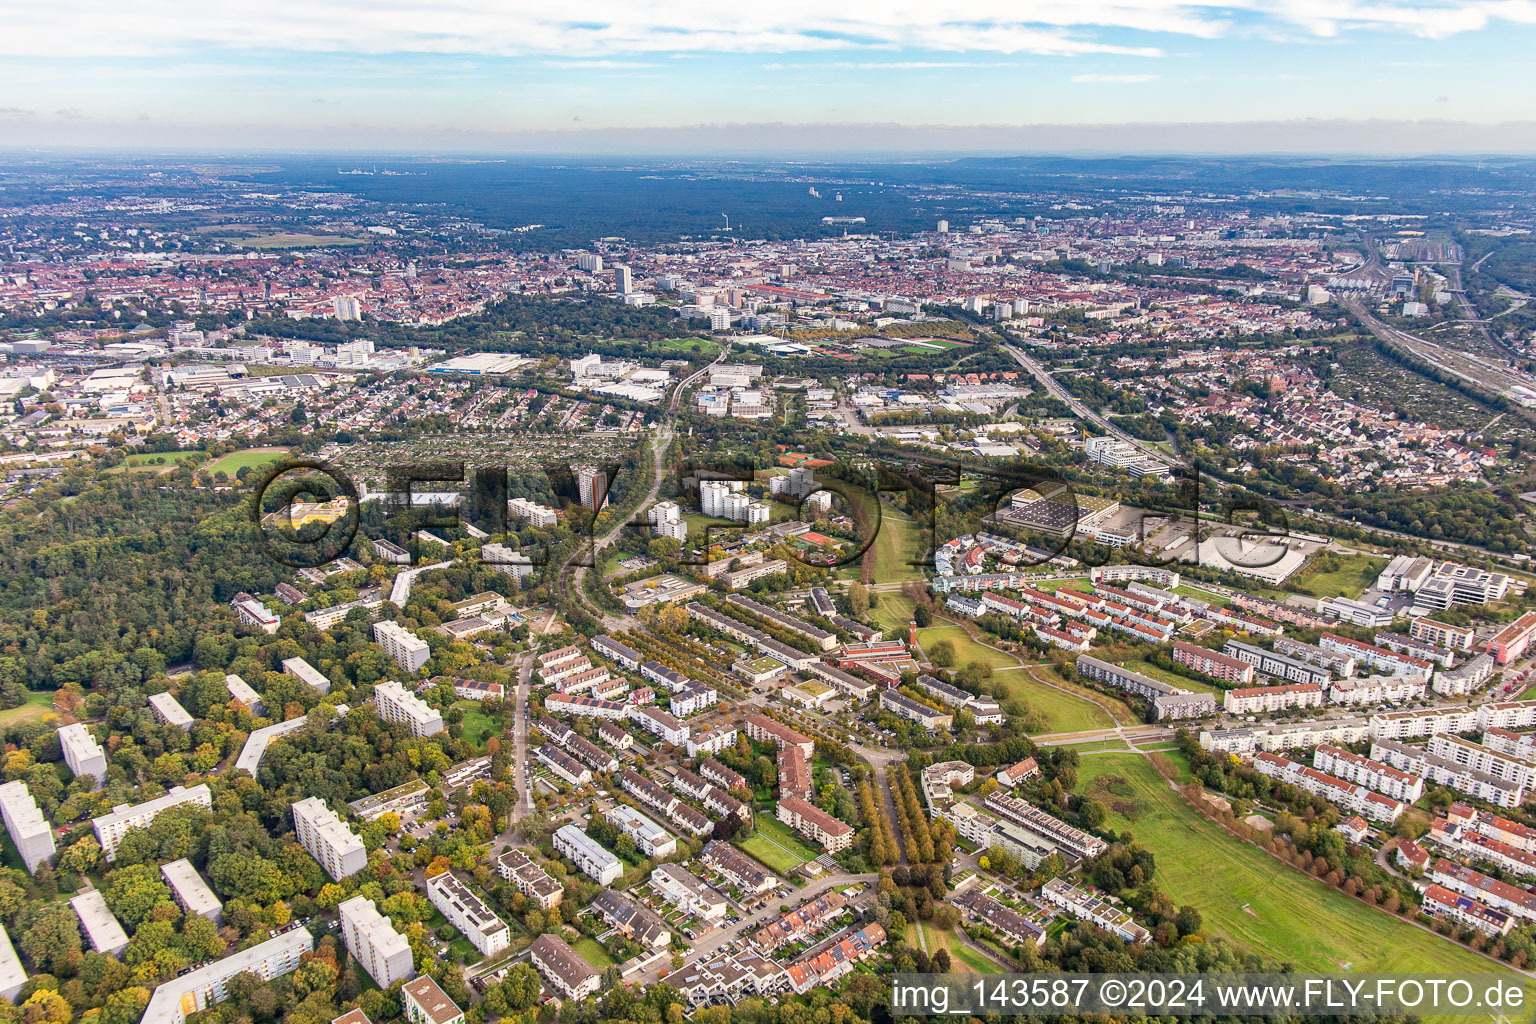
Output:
(651, 864), (729, 921)
(58, 722), (107, 784)
(93, 784), (212, 862)
(1222, 683), (1325, 715)
(1429, 734), (1536, 790)
(140, 929), (312, 1024)
(69, 889), (128, 958)
(508, 497), (559, 528)
(148, 691), (195, 731)
(648, 500), (688, 541)
(373, 680), (444, 737)
(698, 480), (733, 518)
(292, 796), (368, 880)
(427, 871), (510, 956)
(1312, 745), (1425, 802)
(0, 781), (54, 873)
(224, 673), (265, 717)
(282, 656), (331, 693)
(496, 849), (564, 909)
(1250, 753), (1405, 822)
(374, 620), (431, 673)
(161, 858), (223, 924)
(607, 804), (678, 858)
(340, 895), (415, 988)
(554, 823), (623, 884)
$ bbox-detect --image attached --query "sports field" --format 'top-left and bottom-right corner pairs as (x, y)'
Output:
(206, 447), (290, 478)
(1076, 752), (1530, 982)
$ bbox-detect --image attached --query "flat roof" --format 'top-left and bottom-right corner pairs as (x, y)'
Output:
(161, 858), (221, 918)
(69, 889), (129, 953)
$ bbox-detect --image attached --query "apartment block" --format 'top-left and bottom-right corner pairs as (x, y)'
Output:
(69, 889), (128, 958)
(0, 780), (54, 873)
(1222, 640), (1331, 687)
(1172, 641), (1255, 685)
(149, 691), (195, 731)
(1312, 745), (1424, 802)
(651, 863), (728, 921)
(339, 895), (415, 988)
(141, 929), (313, 1024)
(93, 784), (212, 862)
(373, 680), (443, 737)
(374, 620), (431, 673)
(607, 804), (677, 858)
(530, 934), (600, 1001)
(1040, 877), (1150, 943)
(495, 849), (563, 908)
(1488, 611), (1536, 665)
(161, 858), (222, 924)
(1223, 683), (1325, 715)
(282, 656), (331, 693)
(776, 796), (854, 852)
(224, 673), (265, 717)
(1411, 617), (1476, 651)
(554, 823), (622, 884)
(402, 976), (464, 1024)
(292, 796), (368, 880)
(58, 722), (107, 784)
(427, 871), (510, 956)
(1253, 752), (1406, 821)
(1371, 739), (1524, 808)
(879, 689), (953, 730)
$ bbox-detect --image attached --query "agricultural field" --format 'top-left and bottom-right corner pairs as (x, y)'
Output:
(1075, 752), (1530, 983)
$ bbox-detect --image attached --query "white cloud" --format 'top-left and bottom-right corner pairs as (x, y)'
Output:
(1071, 72), (1160, 82)
(5, 0), (1532, 61)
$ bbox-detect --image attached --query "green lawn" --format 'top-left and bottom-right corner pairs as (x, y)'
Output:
(108, 450), (206, 476)
(736, 836), (805, 876)
(995, 667), (1121, 733)
(571, 936), (614, 970)
(870, 594), (917, 633)
(1290, 552), (1387, 600)
(753, 815), (821, 860)
(1075, 752), (1531, 982)
(206, 447), (290, 478)
(454, 701), (498, 751)
(0, 691), (58, 728)
(870, 506), (925, 585)
(648, 337), (722, 357)
(951, 942), (1004, 973)
(916, 623), (1016, 673)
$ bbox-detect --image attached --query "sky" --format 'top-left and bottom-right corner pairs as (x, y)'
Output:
(4, 1), (1536, 153)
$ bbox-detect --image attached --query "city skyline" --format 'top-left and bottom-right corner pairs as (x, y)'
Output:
(4, 1), (1536, 152)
